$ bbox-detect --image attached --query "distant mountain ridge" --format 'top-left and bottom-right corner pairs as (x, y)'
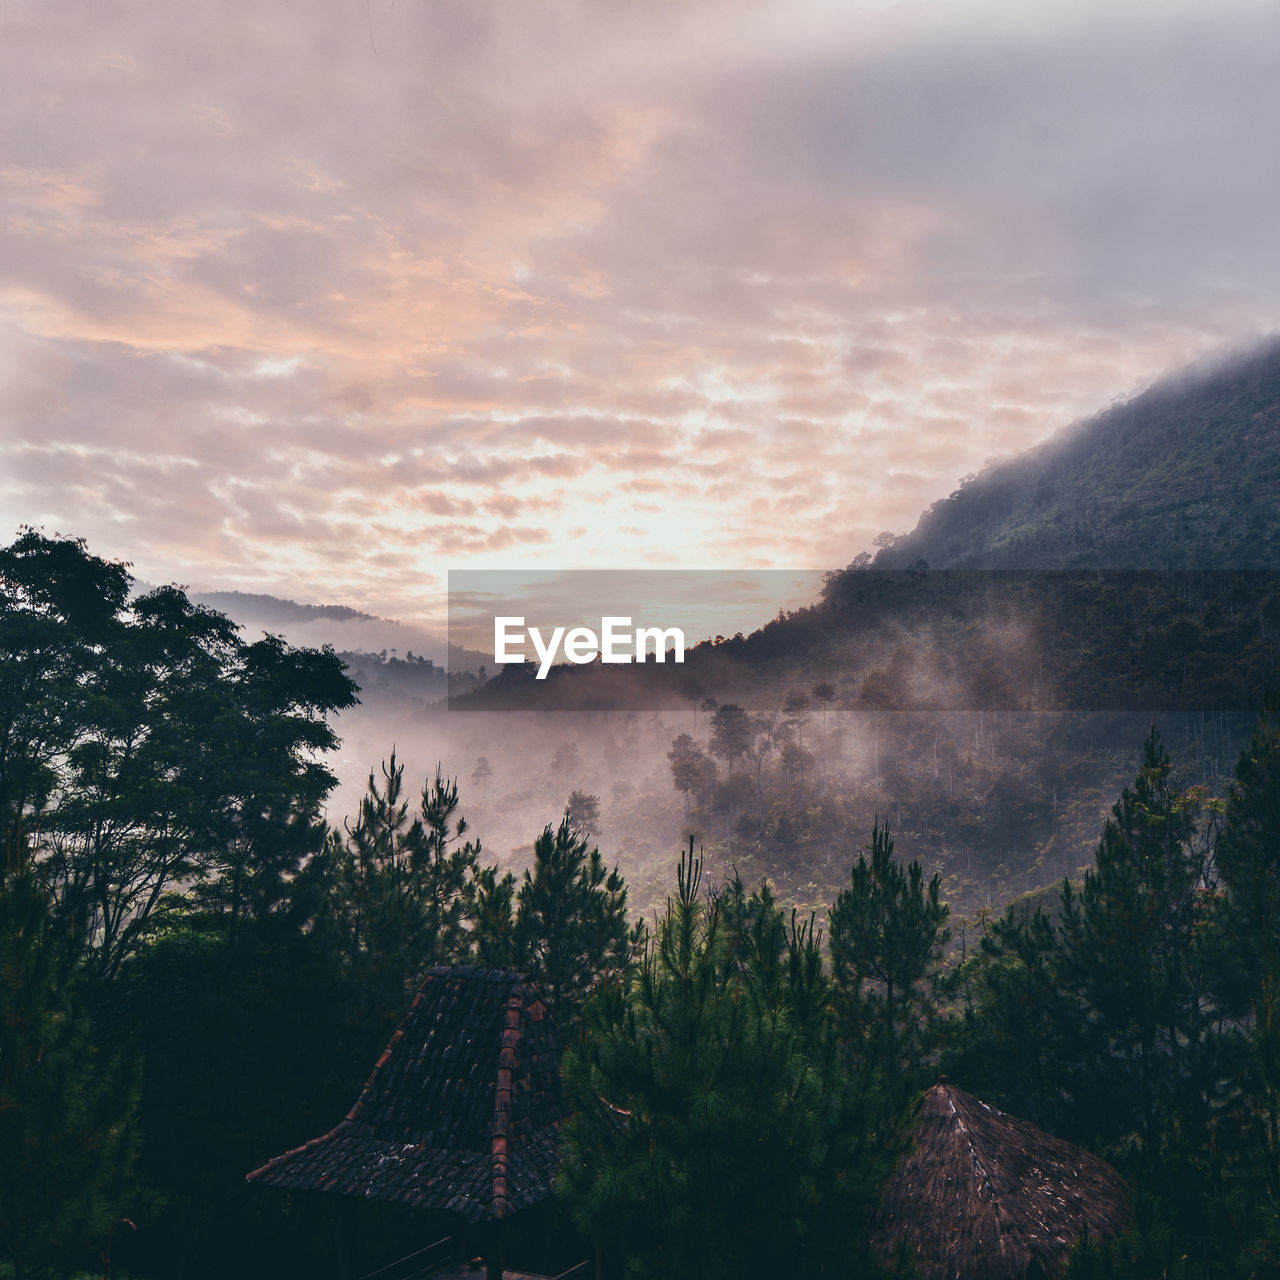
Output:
(873, 337), (1280, 571)
(127, 586), (489, 675)
(189, 591), (381, 628)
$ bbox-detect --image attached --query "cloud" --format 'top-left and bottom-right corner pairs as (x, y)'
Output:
(1, 0), (1277, 619)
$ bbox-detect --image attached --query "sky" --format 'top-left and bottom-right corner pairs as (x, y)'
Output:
(3, 0), (1279, 631)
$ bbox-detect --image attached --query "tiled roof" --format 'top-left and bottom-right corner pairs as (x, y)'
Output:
(247, 966), (567, 1222)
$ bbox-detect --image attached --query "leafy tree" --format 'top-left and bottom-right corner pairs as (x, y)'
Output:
(709, 702), (753, 773)
(667, 733), (705, 812)
(668, 732), (717, 814)
(565, 789), (601, 840)
(0, 530), (131, 857)
(186, 627), (357, 936)
(829, 819), (950, 1091)
(0, 843), (140, 1279)
(1, 530), (357, 978)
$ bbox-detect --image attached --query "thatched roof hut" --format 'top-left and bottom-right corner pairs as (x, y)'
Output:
(247, 966), (567, 1223)
(874, 1082), (1129, 1280)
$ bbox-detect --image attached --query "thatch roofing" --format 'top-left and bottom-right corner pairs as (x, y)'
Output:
(247, 966), (567, 1222)
(874, 1083), (1129, 1280)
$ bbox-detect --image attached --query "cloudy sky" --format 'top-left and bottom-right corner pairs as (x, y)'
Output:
(3, 0), (1279, 628)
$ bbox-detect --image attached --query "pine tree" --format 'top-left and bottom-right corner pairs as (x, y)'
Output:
(943, 898), (1086, 1134)
(1211, 694), (1280, 1014)
(1057, 728), (1216, 1161)
(319, 755), (481, 1015)
(829, 819), (950, 1093)
(510, 815), (631, 1024)
(559, 843), (901, 1280)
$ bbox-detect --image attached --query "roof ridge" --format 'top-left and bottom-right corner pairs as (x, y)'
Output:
(244, 983), (430, 1184)
(934, 1083), (1117, 1271)
(945, 1089), (1009, 1228)
(490, 986), (526, 1219)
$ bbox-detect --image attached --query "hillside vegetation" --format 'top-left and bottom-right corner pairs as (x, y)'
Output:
(873, 339), (1280, 570)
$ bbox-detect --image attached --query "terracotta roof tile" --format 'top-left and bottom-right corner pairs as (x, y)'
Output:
(247, 966), (567, 1222)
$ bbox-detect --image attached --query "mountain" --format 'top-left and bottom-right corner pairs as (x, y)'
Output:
(165, 590), (490, 676)
(442, 340), (1280, 920)
(872, 337), (1280, 570)
(185, 590), (444, 659)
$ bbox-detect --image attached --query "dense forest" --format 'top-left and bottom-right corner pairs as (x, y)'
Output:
(5, 526), (1280, 1279)
(436, 345), (1280, 926)
(430, 565), (1279, 935)
(870, 338), (1280, 572)
(209, 345), (1280, 942)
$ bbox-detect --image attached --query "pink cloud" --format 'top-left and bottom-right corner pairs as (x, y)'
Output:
(1, 0), (1276, 618)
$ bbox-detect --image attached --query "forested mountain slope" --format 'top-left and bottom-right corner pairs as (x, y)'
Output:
(872, 338), (1280, 571)
(453, 341), (1280, 926)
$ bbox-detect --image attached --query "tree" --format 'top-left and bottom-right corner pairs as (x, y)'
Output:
(186, 627), (358, 936)
(711, 772), (754, 845)
(709, 703), (753, 773)
(780, 736), (814, 788)
(1056, 729), (1216, 1159)
(471, 755), (494, 794)
(319, 756), (481, 1013)
(829, 819), (950, 1091)
(942, 899), (1086, 1134)
(1, 530), (357, 978)
(681, 676), (705, 732)
(565, 789), (601, 840)
(549, 741), (580, 781)
(559, 844), (902, 1280)
(668, 733), (696, 809)
(0, 843), (139, 1279)
(469, 862), (517, 970)
(745, 715), (776, 812)
(811, 681), (837, 729)
(783, 689), (811, 746)
(509, 816), (632, 1024)
(1211, 695), (1280, 1013)
(0, 529), (131, 858)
